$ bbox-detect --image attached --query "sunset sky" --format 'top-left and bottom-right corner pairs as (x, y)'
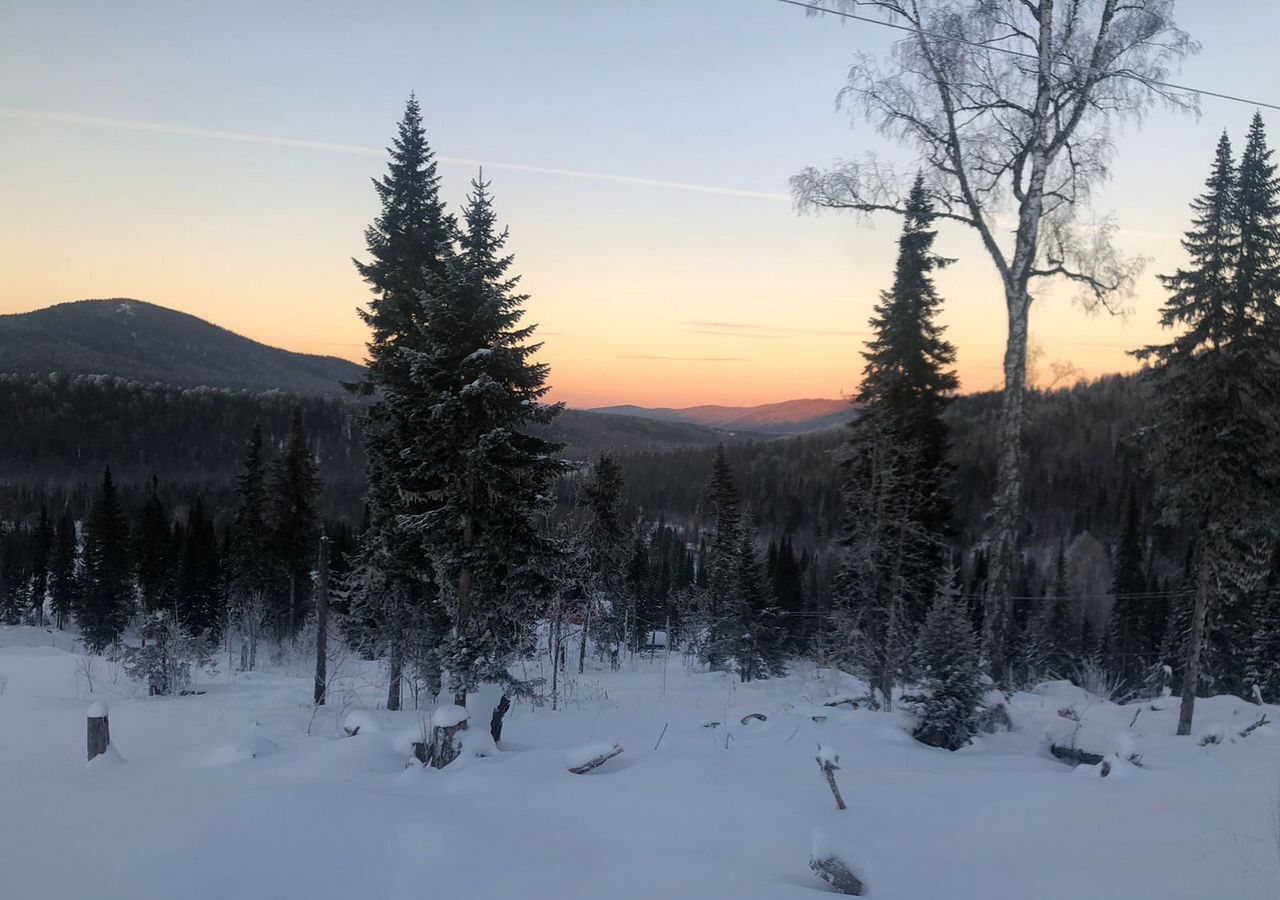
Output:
(3, 1), (1279, 408)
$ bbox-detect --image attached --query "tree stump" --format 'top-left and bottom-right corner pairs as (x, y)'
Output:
(810, 855), (865, 895)
(87, 701), (110, 761)
(417, 706), (469, 769)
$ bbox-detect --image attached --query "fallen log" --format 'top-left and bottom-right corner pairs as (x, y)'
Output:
(566, 742), (624, 774)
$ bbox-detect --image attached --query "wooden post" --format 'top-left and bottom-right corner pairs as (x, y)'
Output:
(87, 701), (110, 761)
(314, 533), (330, 706)
(816, 746), (847, 811)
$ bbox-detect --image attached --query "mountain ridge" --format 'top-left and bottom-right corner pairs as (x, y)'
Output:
(590, 397), (851, 435)
(0, 298), (364, 398)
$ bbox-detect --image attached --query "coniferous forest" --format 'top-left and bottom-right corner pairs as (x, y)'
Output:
(3, 102), (1279, 744)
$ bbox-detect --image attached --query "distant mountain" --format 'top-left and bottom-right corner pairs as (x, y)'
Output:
(590, 397), (852, 435)
(0, 299), (364, 397)
(542, 409), (743, 459)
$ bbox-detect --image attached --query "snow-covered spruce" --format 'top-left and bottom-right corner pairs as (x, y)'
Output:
(906, 577), (984, 751)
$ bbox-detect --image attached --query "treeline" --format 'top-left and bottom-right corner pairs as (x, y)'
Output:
(0, 372), (366, 519)
(0, 411), (358, 674)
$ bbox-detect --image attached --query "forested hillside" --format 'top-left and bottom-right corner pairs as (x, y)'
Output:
(0, 299), (364, 397)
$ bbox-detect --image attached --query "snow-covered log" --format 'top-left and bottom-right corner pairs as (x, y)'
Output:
(566, 741), (623, 774)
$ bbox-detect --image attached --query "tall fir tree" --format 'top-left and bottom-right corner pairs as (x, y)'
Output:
(50, 508), (77, 631)
(728, 528), (788, 682)
(350, 96), (456, 710)
(76, 467), (132, 652)
(833, 175), (956, 705)
(134, 477), (171, 615)
(397, 175), (569, 705)
(268, 408), (322, 635)
(228, 425), (272, 605)
(771, 534), (806, 651)
(176, 497), (222, 637)
(29, 505), (52, 625)
(703, 445), (742, 670)
(578, 453), (629, 672)
(1107, 487), (1148, 691)
(856, 173), (958, 557)
(1135, 129), (1280, 734)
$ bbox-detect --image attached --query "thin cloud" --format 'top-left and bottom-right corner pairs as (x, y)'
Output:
(690, 330), (785, 340)
(683, 320), (867, 337)
(621, 354), (746, 362)
(0, 106), (789, 201)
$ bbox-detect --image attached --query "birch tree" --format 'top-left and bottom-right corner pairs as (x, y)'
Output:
(792, 0), (1197, 677)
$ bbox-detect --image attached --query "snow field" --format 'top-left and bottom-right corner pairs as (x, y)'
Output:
(1, 625), (1278, 899)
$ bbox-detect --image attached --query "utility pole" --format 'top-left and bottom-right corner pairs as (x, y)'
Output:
(314, 531), (331, 706)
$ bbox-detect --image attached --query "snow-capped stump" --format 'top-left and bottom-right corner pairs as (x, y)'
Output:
(205, 735), (280, 766)
(413, 705), (469, 769)
(810, 829), (865, 895)
(565, 741), (623, 774)
(87, 701), (109, 762)
(1198, 723), (1227, 747)
(977, 690), (1013, 734)
(343, 710), (382, 737)
(815, 744), (847, 811)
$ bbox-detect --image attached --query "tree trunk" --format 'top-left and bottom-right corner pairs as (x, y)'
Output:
(313, 535), (329, 706)
(287, 570), (297, 637)
(490, 691), (512, 743)
(550, 609), (562, 711)
(386, 642), (403, 711)
(1177, 548), (1212, 736)
(578, 600), (591, 674)
(453, 473), (477, 709)
(983, 295), (1031, 680)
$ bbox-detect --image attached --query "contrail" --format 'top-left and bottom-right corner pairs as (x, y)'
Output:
(0, 106), (789, 202)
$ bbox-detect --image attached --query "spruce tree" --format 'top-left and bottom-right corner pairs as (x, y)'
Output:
(909, 576), (984, 751)
(397, 175), (569, 705)
(228, 425), (272, 604)
(76, 467), (132, 652)
(134, 477), (171, 614)
(771, 534), (806, 651)
(578, 453), (629, 671)
(50, 508), (77, 631)
(29, 506), (51, 625)
(857, 173), (958, 554)
(1047, 538), (1076, 673)
(833, 176), (956, 704)
(268, 408), (322, 635)
(176, 497), (222, 637)
(1135, 130), (1280, 734)
(1107, 487), (1148, 691)
(350, 96), (456, 710)
(728, 528), (788, 682)
(703, 446), (742, 670)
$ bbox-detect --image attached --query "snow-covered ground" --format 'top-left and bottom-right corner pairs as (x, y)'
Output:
(2, 625), (1278, 900)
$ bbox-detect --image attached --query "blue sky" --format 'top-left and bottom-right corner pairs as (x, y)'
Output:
(3, 1), (1278, 405)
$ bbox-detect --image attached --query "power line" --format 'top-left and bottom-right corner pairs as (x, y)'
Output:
(776, 0), (1280, 113)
